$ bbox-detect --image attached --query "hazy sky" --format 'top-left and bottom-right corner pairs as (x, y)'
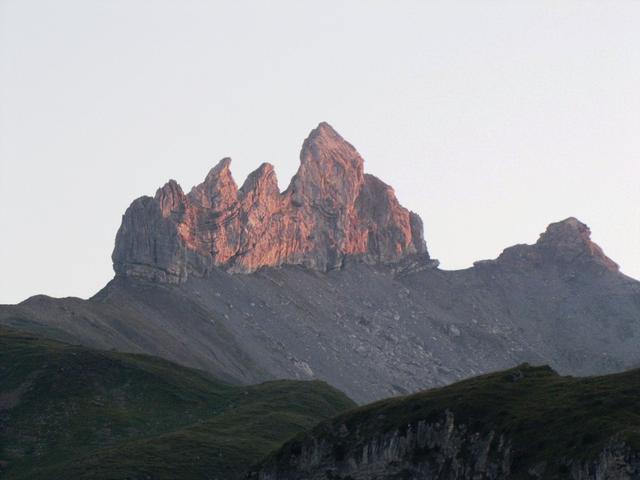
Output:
(1, 1), (638, 303)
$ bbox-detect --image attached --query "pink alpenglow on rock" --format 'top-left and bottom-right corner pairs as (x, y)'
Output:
(112, 122), (429, 283)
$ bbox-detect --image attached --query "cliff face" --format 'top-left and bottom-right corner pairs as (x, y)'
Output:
(252, 417), (640, 480)
(252, 411), (514, 480)
(250, 366), (640, 480)
(112, 123), (427, 283)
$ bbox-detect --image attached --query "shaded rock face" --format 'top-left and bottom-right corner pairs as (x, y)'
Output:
(569, 441), (640, 480)
(113, 123), (427, 282)
(251, 411), (514, 480)
(251, 415), (640, 480)
(250, 365), (640, 480)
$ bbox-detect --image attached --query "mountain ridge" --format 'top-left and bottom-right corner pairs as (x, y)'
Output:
(0, 327), (354, 479)
(1, 123), (639, 403)
(250, 364), (640, 479)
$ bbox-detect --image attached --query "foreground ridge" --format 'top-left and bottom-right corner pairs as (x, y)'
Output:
(251, 364), (640, 480)
(0, 328), (354, 479)
(113, 122), (428, 283)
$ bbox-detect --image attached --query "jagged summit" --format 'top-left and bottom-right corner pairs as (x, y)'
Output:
(489, 217), (619, 271)
(112, 122), (428, 283)
(303, 121), (346, 144)
(4, 129), (639, 403)
(298, 122), (359, 165)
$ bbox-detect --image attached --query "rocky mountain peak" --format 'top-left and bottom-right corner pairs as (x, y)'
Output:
(188, 157), (238, 210)
(537, 217), (619, 271)
(288, 122), (364, 211)
(538, 217), (594, 246)
(155, 180), (185, 217)
(240, 163), (278, 196)
(492, 217), (619, 272)
(300, 122), (350, 154)
(299, 122), (360, 163)
(112, 123), (429, 282)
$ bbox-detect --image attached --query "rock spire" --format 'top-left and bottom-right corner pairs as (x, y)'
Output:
(113, 122), (429, 283)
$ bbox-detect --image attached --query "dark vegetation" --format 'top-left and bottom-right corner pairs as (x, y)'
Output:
(4, 325), (640, 480)
(0, 328), (355, 479)
(268, 364), (640, 476)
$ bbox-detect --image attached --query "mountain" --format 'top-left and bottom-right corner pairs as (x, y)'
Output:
(1, 122), (639, 403)
(0, 328), (354, 480)
(112, 122), (426, 282)
(250, 365), (640, 480)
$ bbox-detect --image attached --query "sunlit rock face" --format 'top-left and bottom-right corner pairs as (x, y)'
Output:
(112, 122), (428, 282)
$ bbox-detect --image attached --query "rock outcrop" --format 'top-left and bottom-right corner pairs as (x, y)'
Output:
(251, 411), (514, 480)
(112, 122), (428, 283)
(481, 217), (619, 272)
(253, 422), (640, 480)
(250, 365), (640, 480)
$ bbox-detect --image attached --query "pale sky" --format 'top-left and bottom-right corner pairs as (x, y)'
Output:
(1, 1), (638, 304)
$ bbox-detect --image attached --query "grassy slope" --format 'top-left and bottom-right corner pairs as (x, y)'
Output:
(0, 328), (355, 480)
(270, 364), (640, 476)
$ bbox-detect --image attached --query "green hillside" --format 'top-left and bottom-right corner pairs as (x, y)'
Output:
(260, 364), (640, 478)
(0, 328), (355, 479)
